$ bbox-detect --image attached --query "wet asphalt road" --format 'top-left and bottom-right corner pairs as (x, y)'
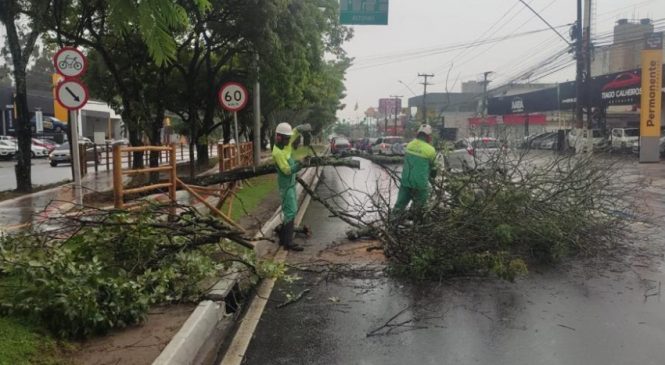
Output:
(241, 156), (665, 365)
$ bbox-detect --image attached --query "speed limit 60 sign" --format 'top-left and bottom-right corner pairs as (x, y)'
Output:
(219, 82), (249, 112)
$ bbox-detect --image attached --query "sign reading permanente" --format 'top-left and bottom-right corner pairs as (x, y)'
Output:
(340, 0), (389, 25)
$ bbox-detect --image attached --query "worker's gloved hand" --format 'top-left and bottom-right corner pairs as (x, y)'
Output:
(295, 123), (312, 133)
(292, 136), (301, 149)
(308, 156), (323, 165)
(430, 168), (438, 179)
(302, 156), (311, 165)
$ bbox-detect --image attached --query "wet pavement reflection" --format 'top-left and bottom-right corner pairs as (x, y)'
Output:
(244, 156), (665, 365)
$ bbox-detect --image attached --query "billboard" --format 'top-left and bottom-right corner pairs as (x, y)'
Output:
(488, 64), (665, 115)
(640, 32), (663, 162)
(378, 98), (401, 116)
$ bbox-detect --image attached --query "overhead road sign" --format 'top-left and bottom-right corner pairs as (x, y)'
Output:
(340, 0), (389, 25)
(55, 79), (89, 110)
(53, 47), (88, 78)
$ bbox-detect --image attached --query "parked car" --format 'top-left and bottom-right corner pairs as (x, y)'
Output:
(445, 137), (504, 171)
(529, 132), (557, 149)
(610, 128), (639, 152)
(32, 138), (57, 153)
(0, 139), (49, 158)
(631, 136), (665, 156)
(535, 133), (560, 150)
(371, 136), (403, 155)
(568, 128), (607, 152)
(49, 142), (101, 167)
(331, 137), (351, 155)
(0, 140), (16, 160)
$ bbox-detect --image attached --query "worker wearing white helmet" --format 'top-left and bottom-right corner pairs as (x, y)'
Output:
(394, 124), (437, 212)
(272, 122), (311, 251)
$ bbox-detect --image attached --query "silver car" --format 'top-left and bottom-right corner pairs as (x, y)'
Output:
(445, 137), (504, 171)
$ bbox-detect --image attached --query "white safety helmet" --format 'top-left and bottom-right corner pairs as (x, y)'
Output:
(275, 122), (293, 136)
(417, 124), (433, 136)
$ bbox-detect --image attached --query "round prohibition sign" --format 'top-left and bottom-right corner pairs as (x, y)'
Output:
(56, 79), (89, 110)
(53, 47), (88, 78)
(218, 82), (249, 112)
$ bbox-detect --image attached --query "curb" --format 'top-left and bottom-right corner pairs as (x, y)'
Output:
(152, 165), (322, 365)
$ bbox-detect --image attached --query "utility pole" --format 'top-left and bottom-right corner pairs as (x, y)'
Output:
(418, 73), (434, 123)
(574, 0), (584, 130)
(583, 0), (593, 154)
(481, 71), (492, 136)
(389, 95), (402, 135)
(253, 53), (261, 166)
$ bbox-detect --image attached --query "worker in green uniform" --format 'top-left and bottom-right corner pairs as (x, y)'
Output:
(394, 124), (437, 213)
(272, 122), (311, 251)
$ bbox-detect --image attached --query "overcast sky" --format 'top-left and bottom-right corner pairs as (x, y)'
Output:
(338, 0), (665, 121)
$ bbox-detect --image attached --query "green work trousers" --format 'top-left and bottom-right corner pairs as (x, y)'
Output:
(394, 185), (429, 212)
(281, 185), (298, 223)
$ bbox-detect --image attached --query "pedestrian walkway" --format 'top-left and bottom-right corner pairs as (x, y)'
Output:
(0, 148), (274, 230)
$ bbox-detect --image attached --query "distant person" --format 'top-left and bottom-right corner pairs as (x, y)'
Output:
(394, 124), (437, 213)
(272, 122), (311, 251)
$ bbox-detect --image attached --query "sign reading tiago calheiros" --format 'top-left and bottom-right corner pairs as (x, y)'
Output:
(639, 32), (663, 163)
(340, 0), (389, 25)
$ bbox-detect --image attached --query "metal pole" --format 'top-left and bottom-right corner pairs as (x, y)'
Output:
(253, 53), (261, 166)
(418, 73), (434, 123)
(71, 110), (82, 205)
(583, 0), (593, 154)
(234, 111), (240, 166)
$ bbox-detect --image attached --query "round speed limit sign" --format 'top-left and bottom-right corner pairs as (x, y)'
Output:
(218, 82), (249, 112)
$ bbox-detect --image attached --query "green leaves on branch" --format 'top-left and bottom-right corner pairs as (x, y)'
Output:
(108, 0), (211, 66)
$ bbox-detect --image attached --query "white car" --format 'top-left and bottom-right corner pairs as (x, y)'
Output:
(610, 128), (639, 152)
(371, 136), (404, 155)
(445, 137), (504, 171)
(0, 139), (49, 158)
(568, 128), (607, 152)
(0, 140), (16, 160)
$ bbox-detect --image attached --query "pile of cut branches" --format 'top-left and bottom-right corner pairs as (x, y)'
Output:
(0, 204), (270, 338)
(308, 150), (642, 281)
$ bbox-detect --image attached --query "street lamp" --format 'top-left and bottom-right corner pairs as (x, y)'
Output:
(397, 80), (418, 97)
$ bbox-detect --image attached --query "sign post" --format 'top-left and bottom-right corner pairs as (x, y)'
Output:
(54, 47), (88, 205)
(640, 32), (663, 163)
(219, 82), (249, 166)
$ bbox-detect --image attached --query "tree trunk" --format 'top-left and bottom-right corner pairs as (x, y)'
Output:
(196, 143), (209, 168)
(13, 68), (32, 192)
(1, 3), (34, 193)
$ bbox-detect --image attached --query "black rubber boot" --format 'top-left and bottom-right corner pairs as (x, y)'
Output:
(283, 220), (303, 251)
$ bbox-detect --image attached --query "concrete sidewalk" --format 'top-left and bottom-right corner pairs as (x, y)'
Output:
(0, 149), (275, 230)
(0, 170), (115, 229)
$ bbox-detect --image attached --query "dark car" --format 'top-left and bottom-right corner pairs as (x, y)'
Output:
(49, 142), (101, 167)
(331, 137), (351, 155)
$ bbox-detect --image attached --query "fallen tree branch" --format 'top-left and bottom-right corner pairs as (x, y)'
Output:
(277, 288), (311, 309)
(186, 157), (361, 186)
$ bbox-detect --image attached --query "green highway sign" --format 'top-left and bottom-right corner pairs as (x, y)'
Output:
(340, 0), (389, 25)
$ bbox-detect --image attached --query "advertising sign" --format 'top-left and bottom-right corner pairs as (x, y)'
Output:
(640, 33), (663, 138)
(488, 65), (665, 115)
(639, 32), (663, 163)
(378, 98), (401, 116)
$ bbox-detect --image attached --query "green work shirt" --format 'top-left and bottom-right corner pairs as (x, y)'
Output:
(400, 138), (436, 190)
(272, 129), (301, 192)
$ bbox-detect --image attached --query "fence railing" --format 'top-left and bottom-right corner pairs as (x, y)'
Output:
(112, 144), (177, 209)
(218, 142), (253, 172)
